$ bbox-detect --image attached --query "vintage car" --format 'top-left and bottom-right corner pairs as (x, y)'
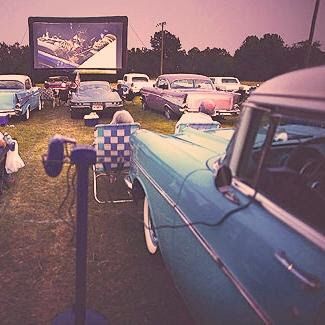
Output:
(209, 76), (253, 93)
(0, 75), (41, 120)
(45, 75), (76, 91)
(69, 81), (123, 118)
(118, 73), (155, 100)
(127, 66), (325, 324)
(140, 73), (240, 120)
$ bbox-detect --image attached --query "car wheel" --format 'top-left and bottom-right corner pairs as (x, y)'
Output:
(142, 100), (149, 111)
(23, 107), (30, 121)
(164, 107), (173, 120)
(144, 196), (158, 254)
(38, 98), (42, 111)
(126, 91), (135, 101)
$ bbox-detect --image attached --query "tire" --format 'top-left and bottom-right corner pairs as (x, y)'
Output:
(164, 107), (174, 120)
(144, 196), (158, 254)
(126, 92), (135, 101)
(23, 107), (30, 121)
(38, 98), (42, 111)
(142, 99), (149, 111)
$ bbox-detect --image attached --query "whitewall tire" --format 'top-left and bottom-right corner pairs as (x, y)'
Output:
(144, 196), (158, 254)
(24, 107), (30, 120)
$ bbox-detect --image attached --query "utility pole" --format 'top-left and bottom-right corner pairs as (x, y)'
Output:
(304, 0), (320, 68)
(156, 21), (166, 74)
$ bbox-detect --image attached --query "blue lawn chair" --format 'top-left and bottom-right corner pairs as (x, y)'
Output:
(93, 123), (140, 204)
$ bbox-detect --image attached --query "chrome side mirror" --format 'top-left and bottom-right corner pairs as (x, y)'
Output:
(215, 164), (232, 189)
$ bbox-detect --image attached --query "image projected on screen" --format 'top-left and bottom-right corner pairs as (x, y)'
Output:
(34, 22), (121, 69)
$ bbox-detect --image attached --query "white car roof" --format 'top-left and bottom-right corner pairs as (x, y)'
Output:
(126, 73), (149, 78)
(80, 81), (110, 86)
(0, 75), (30, 83)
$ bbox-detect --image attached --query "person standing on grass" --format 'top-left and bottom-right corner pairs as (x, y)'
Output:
(40, 83), (55, 109)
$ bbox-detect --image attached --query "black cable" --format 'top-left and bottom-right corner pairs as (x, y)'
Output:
(57, 163), (75, 230)
(141, 192), (256, 231)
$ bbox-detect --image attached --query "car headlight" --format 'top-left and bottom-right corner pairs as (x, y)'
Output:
(14, 103), (22, 112)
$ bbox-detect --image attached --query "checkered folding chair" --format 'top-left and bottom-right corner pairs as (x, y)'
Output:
(93, 123), (140, 204)
(176, 121), (221, 133)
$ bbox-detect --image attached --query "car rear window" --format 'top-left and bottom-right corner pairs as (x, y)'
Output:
(132, 77), (149, 82)
(171, 79), (213, 90)
(0, 80), (24, 90)
(221, 78), (239, 84)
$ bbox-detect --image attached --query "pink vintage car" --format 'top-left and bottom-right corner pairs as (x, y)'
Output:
(140, 73), (240, 120)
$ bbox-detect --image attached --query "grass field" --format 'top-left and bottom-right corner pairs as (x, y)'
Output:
(0, 98), (237, 324)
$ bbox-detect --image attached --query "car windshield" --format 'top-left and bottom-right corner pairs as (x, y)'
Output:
(0, 80), (24, 90)
(132, 77), (149, 82)
(170, 79), (213, 90)
(221, 78), (239, 84)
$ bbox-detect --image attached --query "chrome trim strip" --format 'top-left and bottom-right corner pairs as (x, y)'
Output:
(133, 159), (272, 324)
(233, 179), (325, 251)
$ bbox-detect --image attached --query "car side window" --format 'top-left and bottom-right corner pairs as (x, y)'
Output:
(157, 79), (168, 89)
(25, 79), (32, 90)
(235, 107), (325, 234)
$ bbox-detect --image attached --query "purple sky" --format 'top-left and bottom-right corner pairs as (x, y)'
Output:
(1, 0), (324, 54)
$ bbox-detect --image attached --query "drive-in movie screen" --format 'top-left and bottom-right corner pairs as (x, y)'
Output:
(29, 17), (127, 70)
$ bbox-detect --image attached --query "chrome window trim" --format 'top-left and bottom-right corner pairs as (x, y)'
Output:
(233, 178), (325, 251)
(133, 159), (272, 324)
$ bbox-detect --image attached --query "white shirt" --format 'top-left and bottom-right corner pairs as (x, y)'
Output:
(110, 110), (134, 124)
(175, 112), (213, 133)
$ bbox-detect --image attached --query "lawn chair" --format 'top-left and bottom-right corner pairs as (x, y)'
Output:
(93, 123), (140, 204)
(176, 121), (221, 133)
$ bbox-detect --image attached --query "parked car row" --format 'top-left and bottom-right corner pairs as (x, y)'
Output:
(0, 72), (253, 122)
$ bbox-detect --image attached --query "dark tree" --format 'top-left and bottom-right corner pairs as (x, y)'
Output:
(0, 42), (30, 75)
(286, 40), (325, 71)
(234, 34), (288, 81)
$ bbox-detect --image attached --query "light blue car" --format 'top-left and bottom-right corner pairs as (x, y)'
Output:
(0, 75), (41, 120)
(128, 66), (325, 324)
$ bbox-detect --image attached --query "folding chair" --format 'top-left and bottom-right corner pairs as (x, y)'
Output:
(176, 121), (221, 133)
(93, 123), (140, 204)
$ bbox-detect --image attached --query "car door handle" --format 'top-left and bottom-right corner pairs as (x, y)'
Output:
(274, 250), (320, 289)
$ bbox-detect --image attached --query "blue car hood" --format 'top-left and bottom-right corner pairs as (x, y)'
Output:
(130, 128), (233, 204)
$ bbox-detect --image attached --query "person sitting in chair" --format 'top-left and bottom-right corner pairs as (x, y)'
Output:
(110, 109), (134, 124)
(175, 99), (216, 133)
(41, 83), (55, 109)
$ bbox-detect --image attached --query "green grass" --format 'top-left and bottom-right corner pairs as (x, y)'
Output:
(0, 98), (237, 324)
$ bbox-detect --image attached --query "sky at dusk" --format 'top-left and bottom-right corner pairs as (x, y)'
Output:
(0, 0), (324, 55)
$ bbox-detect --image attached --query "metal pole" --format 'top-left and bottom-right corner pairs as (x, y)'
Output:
(157, 21), (166, 74)
(304, 0), (320, 68)
(71, 146), (96, 325)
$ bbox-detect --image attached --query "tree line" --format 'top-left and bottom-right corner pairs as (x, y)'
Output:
(128, 31), (325, 81)
(0, 31), (324, 81)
